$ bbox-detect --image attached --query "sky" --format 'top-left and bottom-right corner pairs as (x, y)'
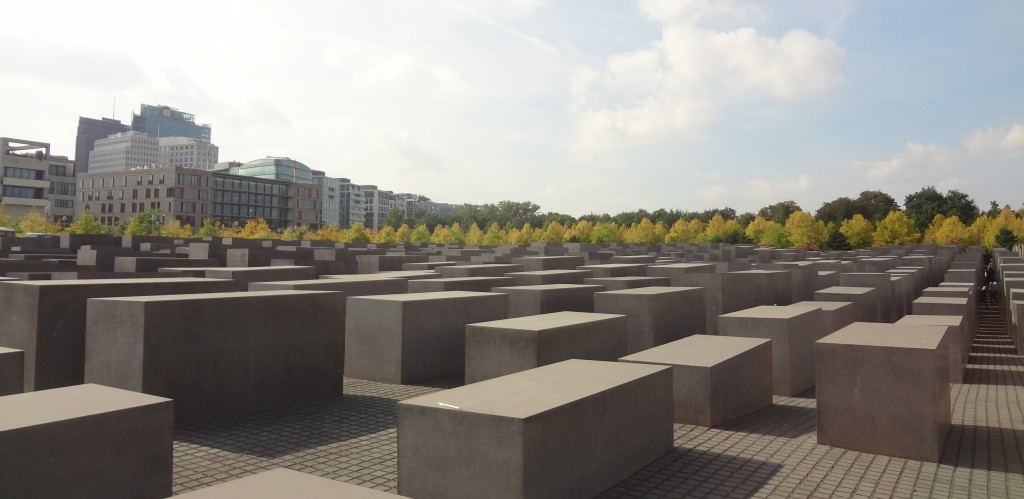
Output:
(1, 0), (1022, 217)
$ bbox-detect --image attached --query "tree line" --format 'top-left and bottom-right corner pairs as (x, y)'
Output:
(3, 186), (1021, 250)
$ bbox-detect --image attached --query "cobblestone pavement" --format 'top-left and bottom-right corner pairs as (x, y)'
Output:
(173, 302), (1024, 497)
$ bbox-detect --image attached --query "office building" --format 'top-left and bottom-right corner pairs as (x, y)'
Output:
(89, 133), (219, 172)
(131, 104), (212, 142)
(312, 171), (365, 228)
(1, 137), (76, 223)
(74, 117), (129, 173)
(158, 137), (219, 170)
(362, 185), (404, 232)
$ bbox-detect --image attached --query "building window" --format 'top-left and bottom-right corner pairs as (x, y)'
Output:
(55, 199), (73, 208)
(48, 164), (67, 176)
(2, 185), (43, 199)
(3, 167), (44, 180)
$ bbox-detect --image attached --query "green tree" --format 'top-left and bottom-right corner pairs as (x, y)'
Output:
(760, 225), (791, 248)
(481, 223), (504, 246)
(66, 210), (105, 234)
(758, 200), (801, 222)
(409, 224), (431, 243)
(0, 203), (15, 229)
(815, 197), (856, 226)
(198, 218), (220, 237)
(995, 227), (1019, 251)
(823, 226), (852, 251)
(590, 222), (623, 243)
(873, 211), (920, 245)
(124, 209), (162, 236)
(347, 222), (373, 243)
(375, 225), (398, 243)
(853, 190), (899, 223)
(383, 208), (406, 229)
(839, 214), (875, 249)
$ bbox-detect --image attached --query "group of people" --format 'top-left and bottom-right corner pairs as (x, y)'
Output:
(982, 262), (999, 307)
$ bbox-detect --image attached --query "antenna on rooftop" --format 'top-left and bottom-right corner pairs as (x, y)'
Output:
(112, 96), (116, 120)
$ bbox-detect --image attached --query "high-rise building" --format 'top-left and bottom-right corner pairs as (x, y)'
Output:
(131, 104), (212, 142)
(74, 117), (129, 173)
(1, 137), (77, 223)
(89, 133), (219, 172)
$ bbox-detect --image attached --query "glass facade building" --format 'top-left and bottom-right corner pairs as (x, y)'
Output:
(131, 104), (212, 142)
(230, 157), (314, 184)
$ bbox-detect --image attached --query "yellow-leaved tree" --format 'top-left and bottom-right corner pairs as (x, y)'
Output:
(784, 211), (827, 250)
(375, 225), (398, 243)
(159, 219), (193, 238)
(839, 214), (875, 249)
(17, 210), (61, 235)
(239, 219), (278, 239)
(465, 223), (484, 245)
(66, 210), (106, 234)
(744, 216), (777, 245)
(664, 219), (704, 243)
(873, 211), (920, 245)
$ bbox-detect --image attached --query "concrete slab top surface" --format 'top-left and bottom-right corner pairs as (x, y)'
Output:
(721, 305), (817, 320)
(653, 263), (718, 269)
(896, 315), (964, 327)
(816, 286), (876, 295)
(87, 290), (340, 303)
(0, 384), (170, 431)
(597, 286), (702, 296)
(914, 297), (969, 305)
(173, 469), (406, 498)
(206, 266), (315, 272)
(620, 334), (770, 367)
(506, 270), (590, 276)
(469, 311), (624, 330)
(0, 346), (22, 354)
(0, 277), (231, 287)
(578, 264), (649, 270)
(399, 359), (668, 418)
(319, 274), (411, 281)
(492, 284), (605, 291)
(789, 301), (854, 312)
(374, 271), (441, 277)
(819, 323), (948, 349)
(350, 290), (500, 302)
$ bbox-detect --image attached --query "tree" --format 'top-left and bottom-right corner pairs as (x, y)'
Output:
(66, 210), (105, 234)
(383, 208), (406, 229)
(17, 210), (61, 234)
(873, 211), (920, 245)
(839, 214), (874, 249)
(0, 203), (15, 229)
(375, 225), (398, 243)
(539, 221), (567, 243)
(395, 224), (412, 242)
(815, 197), (856, 226)
(449, 222), (466, 245)
(281, 226), (307, 241)
(664, 219), (704, 243)
(744, 216), (778, 245)
(625, 219), (665, 244)
(932, 216), (972, 246)
(465, 223), (484, 245)
(198, 218), (220, 237)
(784, 211), (827, 250)
(481, 223), (504, 246)
(124, 209), (162, 236)
(853, 190), (899, 223)
(568, 219), (593, 242)
(590, 222), (623, 243)
(904, 186), (979, 233)
(700, 214), (743, 243)
(760, 225), (791, 248)
(823, 226), (852, 251)
(758, 200), (801, 223)
(159, 219), (193, 238)
(347, 222), (373, 243)
(944, 189), (980, 225)
(239, 219), (277, 239)
(995, 227), (1019, 251)
(409, 224), (431, 243)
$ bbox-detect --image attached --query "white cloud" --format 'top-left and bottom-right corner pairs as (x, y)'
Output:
(855, 142), (960, 182)
(964, 122), (1024, 159)
(570, 0), (845, 158)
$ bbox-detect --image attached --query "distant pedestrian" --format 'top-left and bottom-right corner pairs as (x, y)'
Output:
(987, 279), (999, 307)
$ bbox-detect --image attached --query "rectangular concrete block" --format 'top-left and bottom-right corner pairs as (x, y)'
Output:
(786, 301), (858, 334)
(506, 270), (592, 285)
(594, 286), (706, 353)
(0, 347), (25, 396)
(814, 286), (879, 322)
(465, 312), (628, 383)
(718, 305), (827, 396)
(0, 384), (173, 498)
(816, 322), (950, 462)
(398, 359), (673, 499)
(578, 264), (648, 278)
(439, 264), (524, 278)
(204, 266), (318, 291)
(839, 273), (898, 322)
(249, 276), (409, 296)
(619, 334), (772, 426)
(896, 314), (966, 383)
(170, 468), (407, 498)
(346, 291), (509, 384)
(512, 255), (585, 271)
(85, 290), (346, 426)
(583, 276), (671, 290)
(492, 284), (605, 318)
(408, 276), (517, 293)
(0, 278), (237, 392)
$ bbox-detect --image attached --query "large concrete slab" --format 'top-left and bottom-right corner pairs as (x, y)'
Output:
(408, 276), (517, 293)
(464, 312), (628, 383)
(816, 322), (950, 462)
(619, 334), (772, 426)
(85, 291), (346, 426)
(0, 384), (173, 498)
(896, 314), (967, 383)
(249, 276), (408, 296)
(345, 291), (508, 384)
(718, 306), (826, 396)
(594, 286), (706, 353)
(397, 359), (672, 499)
(505, 269), (592, 286)
(0, 278), (236, 391)
(583, 276), (671, 290)
(203, 266), (318, 291)
(814, 286), (879, 322)
(0, 346), (24, 396)
(439, 264), (524, 278)
(786, 301), (857, 334)
(491, 284), (605, 318)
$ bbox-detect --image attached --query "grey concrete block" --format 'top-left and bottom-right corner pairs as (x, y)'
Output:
(0, 347), (24, 396)
(896, 315), (966, 383)
(250, 276), (408, 296)
(787, 301), (857, 334)
(839, 273), (899, 322)
(816, 322), (950, 462)
(491, 284), (605, 318)
(718, 306), (827, 396)
(85, 290), (345, 426)
(578, 264), (648, 278)
(439, 264), (524, 278)
(814, 286), (879, 322)
(170, 468), (407, 498)
(204, 266), (318, 291)
(505, 270), (592, 286)
(0, 278), (236, 392)
(465, 312), (628, 383)
(408, 276), (517, 293)
(619, 334), (772, 426)
(345, 291), (508, 384)
(512, 255), (585, 271)
(583, 276), (671, 290)
(0, 384), (173, 498)
(114, 256), (215, 273)
(594, 286), (706, 353)
(397, 359), (672, 499)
